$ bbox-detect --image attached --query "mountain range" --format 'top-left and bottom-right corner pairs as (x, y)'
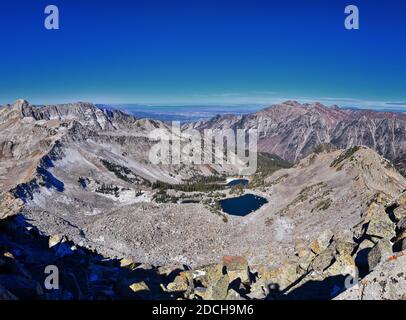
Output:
(189, 100), (406, 176)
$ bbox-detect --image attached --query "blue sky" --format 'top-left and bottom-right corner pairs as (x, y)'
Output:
(0, 0), (406, 109)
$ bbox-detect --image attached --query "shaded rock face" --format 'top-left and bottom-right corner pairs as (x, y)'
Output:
(163, 256), (255, 300)
(0, 141), (14, 158)
(193, 101), (406, 174)
(222, 256), (250, 285)
(254, 192), (406, 300)
(365, 202), (396, 241)
(334, 191), (406, 300)
(367, 240), (393, 271)
(309, 248), (335, 274)
(336, 253), (406, 300)
(1, 210), (386, 301)
(0, 193), (23, 220)
(0, 229), (257, 301)
(0, 215), (184, 300)
(309, 229), (334, 255)
(5, 100), (136, 131)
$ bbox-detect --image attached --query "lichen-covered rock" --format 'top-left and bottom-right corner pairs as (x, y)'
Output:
(48, 234), (63, 248)
(294, 239), (309, 258)
(247, 279), (269, 299)
(194, 273), (230, 300)
(393, 237), (406, 252)
(365, 203), (396, 240)
(309, 247), (335, 273)
(326, 253), (355, 277)
(335, 240), (356, 256)
(166, 271), (194, 292)
(298, 250), (316, 272)
(393, 206), (406, 221)
(355, 238), (377, 268)
(0, 192), (23, 220)
(309, 229), (334, 254)
(334, 229), (355, 243)
(120, 257), (138, 269)
(129, 281), (150, 293)
(294, 239), (316, 271)
(157, 266), (176, 277)
(367, 240), (393, 271)
(225, 288), (244, 300)
(192, 263), (225, 288)
(222, 255), (250, 285)
(396, 192), (406, 207)
(336, 253), (406, 300)
(258, 261), (299, 290)
(397, 217), (406, 233)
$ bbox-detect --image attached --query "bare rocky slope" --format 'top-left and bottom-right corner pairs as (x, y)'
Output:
(1, 99), (406, 300)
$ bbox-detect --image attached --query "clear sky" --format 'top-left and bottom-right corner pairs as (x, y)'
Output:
(0, 0), (405, 108)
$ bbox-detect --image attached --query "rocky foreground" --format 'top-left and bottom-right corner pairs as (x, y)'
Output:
(1, 191), (406, 300)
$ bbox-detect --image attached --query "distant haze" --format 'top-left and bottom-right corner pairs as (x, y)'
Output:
(98, 100), (406, 123)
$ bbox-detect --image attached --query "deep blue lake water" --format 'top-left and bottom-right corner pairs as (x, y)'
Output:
(220, 194), (268, 216)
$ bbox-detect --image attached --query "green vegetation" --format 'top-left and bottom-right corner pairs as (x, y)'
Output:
(308, 154), (317, 165)
(202, 197), (228, 223)
(152, 180), (224, 193)
(77, 176), (88, 188)
(277, 182), (329, 216)
(311, 198), (332, 212)
(101, 159), (151, 186)
(264, 217), (274, 226)
(330, 146), (361, 169)
(229, 184), (244, 196)
(297, 182), (326, 202)
(335, 163), (344, 171)
(152, 189), (205, 204)
(96, 183), (120, 197)
(207, 191), (227, 199)
(184, 175), (226, 184)
(385, 160), (395, 170)
(152, 189), (179, 203)
(267, 173), (289, 187)
(249, 153), (292, 188)
(312, 143), (338, 154)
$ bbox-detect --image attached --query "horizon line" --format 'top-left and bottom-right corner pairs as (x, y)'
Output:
(3, 97), (406, 114)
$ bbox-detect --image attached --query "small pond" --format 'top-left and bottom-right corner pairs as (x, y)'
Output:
(226, 179), (249, 188)
(220, 194), (268, 216)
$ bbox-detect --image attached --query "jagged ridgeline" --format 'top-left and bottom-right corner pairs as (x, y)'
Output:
(190, 100), (406, 177)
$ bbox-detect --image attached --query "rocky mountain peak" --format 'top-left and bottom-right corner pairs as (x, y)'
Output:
(9, 99), (33, 116)
(281, 100), (302, 107)
(13, 99), (30, 107)
(194, 101), (406, 173)
(2, 101), (126, 131)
